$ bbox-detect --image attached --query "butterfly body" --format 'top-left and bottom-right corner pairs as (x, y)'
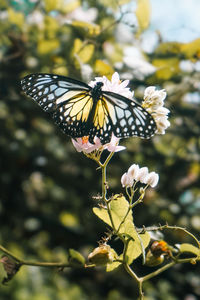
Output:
(21, 73), (156, 144)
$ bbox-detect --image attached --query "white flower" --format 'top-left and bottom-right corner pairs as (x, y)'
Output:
(103, 133), (126, 152)
(80, 64), (93, 82)
(72, 136), (102, 153)
(143, 86), (167, 110)
(66, 7), (98, 23)
(127, 164), (140, 179)
(123, 47), (156, 80)
(121, 173), (133, 188)
(155, 116), (171, 135)
(142, 86), (170, 135)
(179, 60), (194, 73)
(72, 134), (126, 154)
(135, 167), (149, 183)
(27, 11), (44, 27)
(121, 164), (159, 188)
(143, 172), (159, 188)
(89, 72), (134, 99)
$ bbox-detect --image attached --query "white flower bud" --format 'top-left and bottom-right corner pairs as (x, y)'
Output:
(121, 173), (133, 187)
(127, 164), (140, 180)
(155, 116), (170, 134)
(135, 167), (149, 183)
(144, 86), (156, 99)
(143, 171), (159, 187)
(154, 106), (170, 116)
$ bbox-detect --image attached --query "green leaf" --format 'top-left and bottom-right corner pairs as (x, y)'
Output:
(93, 195), (151, 265)
(179, 243), (200, 257)
(106, 260), (121, 272)
(106, 249), (121, 272)
(125, 231), (151, 265)
(68, 249), (85, 266)
(93, 194), (132, 233)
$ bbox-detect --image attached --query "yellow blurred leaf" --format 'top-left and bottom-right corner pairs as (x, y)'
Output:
(37, 39), (60, 55)
(155, 39), (200, 59)
(94, 60), (114, 79)
(152, 57), (180, 80)
(135, 0), (151, 34)
(179, 243), (200, 257)
(8, 8), (24, 27)
(118, 0), (131, 4)
(180, 38), (200, 58)
(52, 55), (68, 76)
(44, 0), (63, 12)
(61, 0), (80, 13)
(72, 39), (94, 63)
(98, 0), (130, 10)
(59, 212), (79, 228)
(44, 16), (60, 39)
(68, 249), (85, 266)
(71, 20), (101, 36)
(52, 66), (68, 76)
(155, 42), (181, 56)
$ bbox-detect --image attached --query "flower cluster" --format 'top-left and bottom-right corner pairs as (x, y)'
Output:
(72, 134), (125, 154)
(142, 86), (170, 135)
(121, 164), (159, 188)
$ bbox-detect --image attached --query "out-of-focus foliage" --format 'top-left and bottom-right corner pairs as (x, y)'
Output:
(0, 0), (200, 299)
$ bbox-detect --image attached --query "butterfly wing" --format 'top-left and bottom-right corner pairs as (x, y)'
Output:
(21, 73), (96, 138)
(92, 91), (156, 144)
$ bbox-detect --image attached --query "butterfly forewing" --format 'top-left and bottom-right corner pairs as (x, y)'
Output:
(21, 73), (90, 113)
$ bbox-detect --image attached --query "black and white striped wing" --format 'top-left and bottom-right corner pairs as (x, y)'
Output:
(21, 73), (95, 138)
(95, 91), (156, 143)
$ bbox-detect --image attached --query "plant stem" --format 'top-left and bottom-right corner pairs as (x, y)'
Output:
(0, 244), (21, 263)
(141, 257), (196, 282)
(0, 244), (80, 269)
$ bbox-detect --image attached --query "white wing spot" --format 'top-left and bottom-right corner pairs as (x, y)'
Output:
(120, 119), (126, 127)
(48, 94), (54, 100)
(136, 119), (141, 126)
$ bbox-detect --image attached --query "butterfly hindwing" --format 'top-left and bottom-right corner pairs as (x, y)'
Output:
(94, 91), (156, 143)
(53, 92), (96, 138)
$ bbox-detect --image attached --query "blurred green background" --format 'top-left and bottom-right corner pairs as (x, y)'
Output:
(0, 0), (200, 299)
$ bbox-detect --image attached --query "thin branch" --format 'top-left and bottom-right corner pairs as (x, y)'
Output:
(0, 244), (84, 269)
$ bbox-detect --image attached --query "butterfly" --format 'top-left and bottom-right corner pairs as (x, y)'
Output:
(21, 73), (156, 144)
